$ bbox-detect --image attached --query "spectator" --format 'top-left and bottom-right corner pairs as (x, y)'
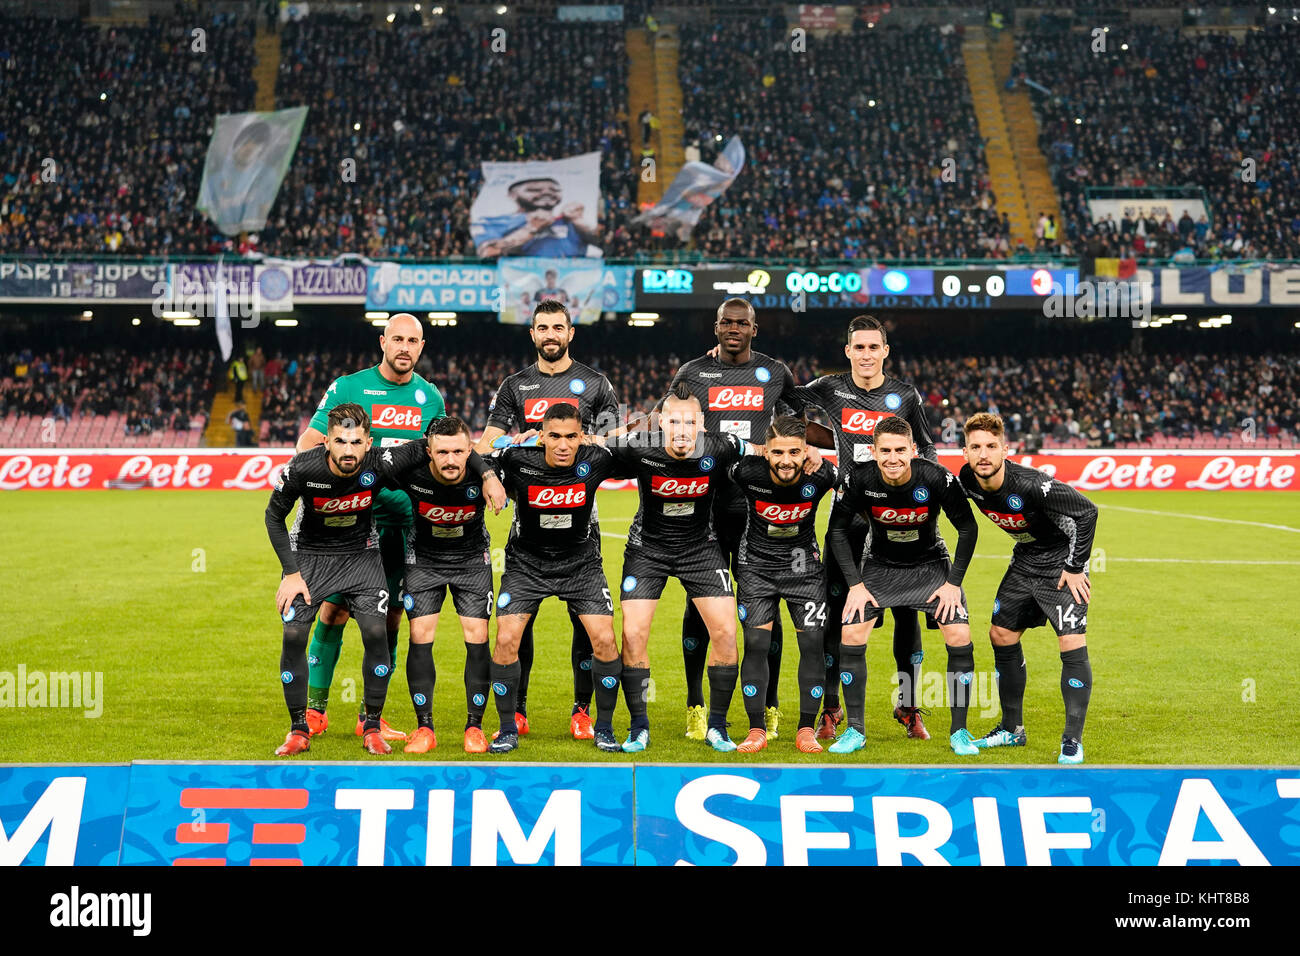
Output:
(227, 399), (253, 447)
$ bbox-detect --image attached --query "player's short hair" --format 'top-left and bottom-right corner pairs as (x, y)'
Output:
(847, 314), (887, 346)
(964, 412), (1005, 441)
(425, 416), (471, 442)
(541, 402), (581, 429)
(533, 299), (571, 326)
(716, 297), (755, 323)
(327, 403), (370, 434)
(875, 416), (912, 442)
(656, 380), (701, 414)
(765, 415), (806, 444)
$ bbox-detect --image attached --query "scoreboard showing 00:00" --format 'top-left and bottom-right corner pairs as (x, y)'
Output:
(784, 270), (863, 294)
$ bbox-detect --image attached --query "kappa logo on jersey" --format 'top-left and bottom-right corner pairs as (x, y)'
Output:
(913, 486), (930, 503)
(756, 500), (813, 524)
(885, 392), (902, 410)
(569, 378), (587, 395)
(983, 509), (1028, 531)
(841, 408), (893, 435)
(523, 396), (579, 422)
(870, 506), (931, 525)
(420, 502), (477, 524)
(708, 386), (764, 411)
(371, 404), (422, 430)
(1006, 494), (1024, 510)
(755, 367), (771, 383)
(650, 475), (711, 498)
(312, 491), (373, 514)
(527, 484), (587, 508)
(1040, 479), (1053, 497)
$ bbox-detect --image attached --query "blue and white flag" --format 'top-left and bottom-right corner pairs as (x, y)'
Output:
(634, 136), (745, 240)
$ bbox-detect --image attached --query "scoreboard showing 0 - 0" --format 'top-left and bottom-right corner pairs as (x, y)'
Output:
(863, 267), (1076, 305)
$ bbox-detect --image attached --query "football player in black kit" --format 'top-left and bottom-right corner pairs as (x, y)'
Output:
(792, 315), (938, 743)
(382, 416), (505, 754)
(595, 383), (752, 753)
(959, 412), (1098, 765)
(480, 403), (625, 754)
(476, 300), (622, 741)
(670, 297), (808, 741)
(829, 417), (980, 755)
(730, 416), (837, 753)
(265, 404), (503, 756)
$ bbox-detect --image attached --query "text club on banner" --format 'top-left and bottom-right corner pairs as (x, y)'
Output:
(117, 763), (634, 866)
(634, 767), (1300, 866)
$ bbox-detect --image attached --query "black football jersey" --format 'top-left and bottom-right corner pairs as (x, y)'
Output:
(958, 460), (1099, 576)
(830, 457), (977, 585)
(486, 360), (620, 437)
(491, 443), (616, 560)
(607, 431), (746, 550)
(731, 457), (837, 571)
(793, 373), (936, 466)
(383, 453), (491, 561)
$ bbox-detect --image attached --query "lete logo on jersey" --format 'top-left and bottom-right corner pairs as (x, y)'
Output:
(312, 492), (373, 513)
(523, 396), (579, 422)
(841, 409), (892, 435)
(372, 405), (422, 430)
(527, 484), (587, 508)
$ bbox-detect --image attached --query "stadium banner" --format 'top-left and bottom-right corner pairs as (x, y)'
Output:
(364, 262), (633, 314)
(497, 257), (634, 324)
(557, 4), (623, 21)
(0, 259), (365, 305)
(116, 762), (634, 866)
(469, 152), (603, 258)
(633, 137), (745, 241)
(634, 766), (1300, 866)
(197, 107), (308, 237)
(0, 766), (130, 866)
(1087, 198), (1210, 229)
(1141, 264), (1300, 308)
(0, 449), (1294, 492)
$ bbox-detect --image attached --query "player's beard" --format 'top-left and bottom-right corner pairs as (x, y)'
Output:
(332, 452), (361, 475)
(772, 461), (800, 485)
(536, 341), (569, 363)
(385, 352), (414, 376)
(439, 464), (465, 484)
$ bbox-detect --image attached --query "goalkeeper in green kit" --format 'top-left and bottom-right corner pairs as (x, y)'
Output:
(296, 313), (446, 741)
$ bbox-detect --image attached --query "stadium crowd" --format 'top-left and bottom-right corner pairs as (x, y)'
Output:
(4, 337), (1280, 451)
(1018, 20), (1300, 261)
(678, 21), (1012, 261)
(0, 346), (217, 441)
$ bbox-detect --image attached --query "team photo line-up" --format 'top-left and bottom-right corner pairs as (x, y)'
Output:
(266, 299), (1098, 762)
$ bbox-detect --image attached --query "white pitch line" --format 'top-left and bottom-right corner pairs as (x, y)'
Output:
(972, 555), (1300, 566)
(1098, 503), (1300, 534)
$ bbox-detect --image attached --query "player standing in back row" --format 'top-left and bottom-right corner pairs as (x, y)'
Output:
(959, 412), (1098, 764)
(476, 299), (622, 741)
(671, 297), (807, 741)
(298, 314), (446, 744)
(792, 315), (936, 743)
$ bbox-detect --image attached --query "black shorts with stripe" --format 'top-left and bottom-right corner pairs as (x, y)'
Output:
(402, 555), (493, 620)
(992, 564), (1089, 636)
(284, 550), (389, 625)
(497, 545), (613, 618)
(736, 565), (828, 629)
(854, 557), (969, 627)
(619, 543), (733, 602)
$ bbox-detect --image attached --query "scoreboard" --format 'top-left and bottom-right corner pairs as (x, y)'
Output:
(635, 266), (1078, 310)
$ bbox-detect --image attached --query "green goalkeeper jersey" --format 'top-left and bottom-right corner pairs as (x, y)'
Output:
(308, 364), (446, 527)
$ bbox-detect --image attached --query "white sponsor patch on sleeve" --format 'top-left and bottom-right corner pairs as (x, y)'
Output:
(720, 420), (751, 439)
(540, 514), (574, 530)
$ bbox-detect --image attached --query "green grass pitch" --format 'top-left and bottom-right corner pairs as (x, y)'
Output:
(1, 489), (1297, 765)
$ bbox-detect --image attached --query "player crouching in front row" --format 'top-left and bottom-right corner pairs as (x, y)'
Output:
(829, 416), (981, 756)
